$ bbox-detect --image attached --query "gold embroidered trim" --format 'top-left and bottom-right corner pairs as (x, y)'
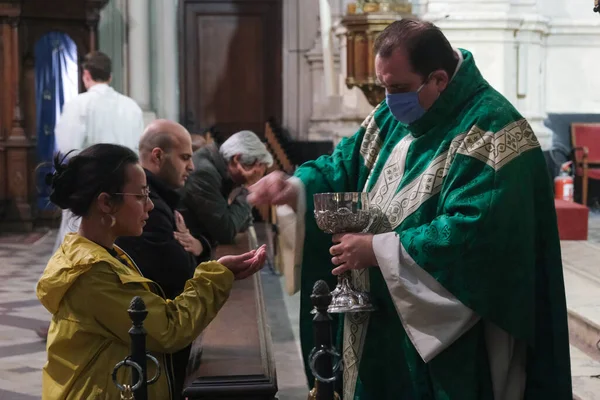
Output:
(343, 133), (415, 399)
(368, 135), (416, 233)
(456, 119), (540, 171)
(360, 105), (383, 169)
(370, 134), (466, 233)
(361, 104), (381, 128)
(342, 270), (371, 400)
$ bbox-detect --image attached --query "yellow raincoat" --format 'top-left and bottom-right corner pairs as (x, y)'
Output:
(36, 233), (234, 399)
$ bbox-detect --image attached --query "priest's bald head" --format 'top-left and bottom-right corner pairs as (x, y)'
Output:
(374, 18), (459, 124)
(139, 119), (194, 189)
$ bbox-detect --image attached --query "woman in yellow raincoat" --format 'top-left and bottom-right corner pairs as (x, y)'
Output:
(36, 143), (266, 399)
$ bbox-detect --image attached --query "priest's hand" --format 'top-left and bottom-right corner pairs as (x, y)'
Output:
(218, 245), (267, 280)
(329, 233), (378, 275)
(247, 171), (298, 210)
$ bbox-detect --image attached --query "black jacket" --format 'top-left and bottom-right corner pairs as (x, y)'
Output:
(179, 143), (252, 250)
(115, 169), (210, 399)
(116, 170), (210, 299)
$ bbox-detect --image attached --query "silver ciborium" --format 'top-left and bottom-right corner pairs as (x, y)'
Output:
(313, 192), (376, 313)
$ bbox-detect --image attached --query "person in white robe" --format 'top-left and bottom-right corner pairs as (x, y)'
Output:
(52, 51), (144, 252)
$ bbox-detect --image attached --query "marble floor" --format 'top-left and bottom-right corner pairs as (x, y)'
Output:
(1, 214), (600, 399)
(0, 230), (53, 399)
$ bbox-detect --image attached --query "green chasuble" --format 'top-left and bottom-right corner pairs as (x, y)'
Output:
(294, 49), (572, 399)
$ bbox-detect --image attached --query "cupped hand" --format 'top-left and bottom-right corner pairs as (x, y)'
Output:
(218, 244), (268, 280)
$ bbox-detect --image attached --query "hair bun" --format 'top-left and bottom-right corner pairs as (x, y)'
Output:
(47, 153), (76, 209)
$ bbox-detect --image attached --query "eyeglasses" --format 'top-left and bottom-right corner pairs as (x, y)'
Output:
(114, 188), (151, 205)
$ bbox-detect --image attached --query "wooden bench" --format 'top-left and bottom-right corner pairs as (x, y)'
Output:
(183, 230), (278, 400)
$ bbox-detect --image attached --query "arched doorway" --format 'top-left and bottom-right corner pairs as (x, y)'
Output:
(33, 32), (78, 211)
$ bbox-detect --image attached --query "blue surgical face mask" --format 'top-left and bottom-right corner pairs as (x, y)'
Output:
(385, 81), (427, 125)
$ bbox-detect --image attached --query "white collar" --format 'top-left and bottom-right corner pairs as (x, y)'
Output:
(88, 83), (111, 93)
(451, 49), (464, 81)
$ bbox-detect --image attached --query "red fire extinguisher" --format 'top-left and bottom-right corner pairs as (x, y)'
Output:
(555, 161), (574, 202)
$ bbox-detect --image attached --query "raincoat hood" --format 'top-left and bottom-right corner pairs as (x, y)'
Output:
(37, 233), (109, 314)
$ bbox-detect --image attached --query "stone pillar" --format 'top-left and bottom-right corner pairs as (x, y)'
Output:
(410, 0), (429, 16)
(150, 0), (179, 122)
(542, 0), (600, 117)
(423, 0), (552, 149)
(319, 0), (338, 97)
(307, 0), (375, 144)
(282, 0), (319, 140)
(128, 0), (155, 125)
(99, 0), (128, 94)
(513, 14), (550, 145)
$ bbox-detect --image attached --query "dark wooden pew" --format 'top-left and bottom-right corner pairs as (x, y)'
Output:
(183, 230), (278, 400)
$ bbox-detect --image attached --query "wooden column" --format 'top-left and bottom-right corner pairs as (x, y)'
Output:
(86, 10), (99, 51)
(345, 32), (355, 86)
(5, 16), (32, 229)
(366, 31), (376, 84)
(0, 23), (8, 208)
(9, 18), (24, 138)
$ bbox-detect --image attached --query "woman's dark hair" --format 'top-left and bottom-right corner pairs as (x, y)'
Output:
(46, 144), (139, 217)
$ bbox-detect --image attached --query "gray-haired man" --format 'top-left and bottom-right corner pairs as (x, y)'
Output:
(178, 130), (273, 253)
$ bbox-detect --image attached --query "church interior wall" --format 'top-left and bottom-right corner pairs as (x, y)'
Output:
(98, 0), (600, 151)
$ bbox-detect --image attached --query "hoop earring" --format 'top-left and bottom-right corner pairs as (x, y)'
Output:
(102, 214), (116, 228)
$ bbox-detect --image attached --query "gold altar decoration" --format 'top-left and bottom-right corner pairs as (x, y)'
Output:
(342, 2), (413, 106)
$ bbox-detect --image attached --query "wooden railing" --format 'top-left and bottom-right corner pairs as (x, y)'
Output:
(183, 229), (278, 400)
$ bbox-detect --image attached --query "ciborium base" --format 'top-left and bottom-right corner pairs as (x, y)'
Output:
(327, 272), (375, 314)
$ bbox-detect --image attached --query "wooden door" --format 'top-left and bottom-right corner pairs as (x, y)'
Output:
(179, 0), (282, 138)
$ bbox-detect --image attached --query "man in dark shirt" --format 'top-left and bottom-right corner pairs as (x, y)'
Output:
(116, 119), (209, 397)
(179, 130), (273, 253)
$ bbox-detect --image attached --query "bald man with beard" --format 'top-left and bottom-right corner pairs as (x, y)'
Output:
(116, 119), (211, 399)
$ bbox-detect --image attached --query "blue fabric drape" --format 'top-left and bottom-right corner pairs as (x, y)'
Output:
(34, 32), (78, 211)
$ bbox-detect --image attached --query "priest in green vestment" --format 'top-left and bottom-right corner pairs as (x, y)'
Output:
(249, 18), (572, 400)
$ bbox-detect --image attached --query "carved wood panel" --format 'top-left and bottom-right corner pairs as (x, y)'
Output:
(0, 0), (107, 230)
(179, 0), (282, 138)
(0, 25), (5, 206)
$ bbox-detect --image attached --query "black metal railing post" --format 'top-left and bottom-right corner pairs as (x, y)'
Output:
(112, 296), (161, 399)
(129, 296), (148, 400)
(308, 280), (339, 400)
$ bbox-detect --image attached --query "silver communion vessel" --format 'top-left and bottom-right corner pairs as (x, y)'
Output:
(313, 192), (376, 314)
